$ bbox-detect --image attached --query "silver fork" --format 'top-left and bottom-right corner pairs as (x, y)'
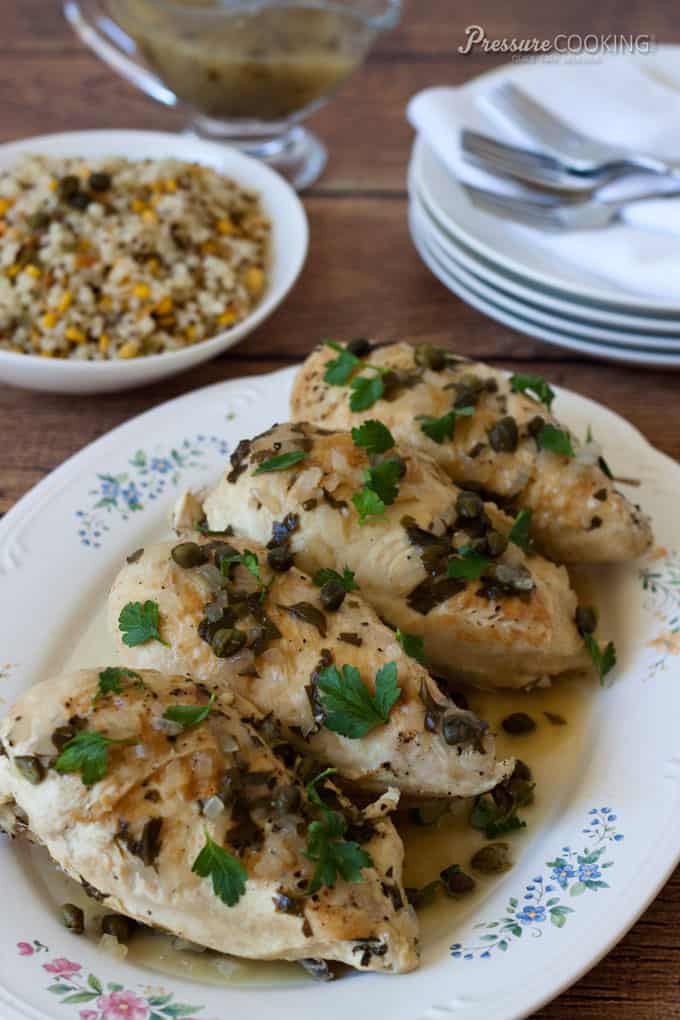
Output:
(461, 182), (680, 231)
(462, 129), (607, 192)
(489, 82), (680, 180)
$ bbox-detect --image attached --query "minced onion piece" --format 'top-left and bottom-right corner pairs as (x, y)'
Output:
(152, 716), (184, 738)
(99, 933), (128, 960)
(202, 795), (225, 820)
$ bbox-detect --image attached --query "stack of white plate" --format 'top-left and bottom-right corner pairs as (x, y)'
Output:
(408, 136), (680, 368)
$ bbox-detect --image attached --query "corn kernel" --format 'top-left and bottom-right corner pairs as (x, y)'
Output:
(131, 198), (146, 214)
(201, 240), (219, 256)
(118, 341), (139, 359)
(40, 349), (55, 358)
(99, 294), (112, 310)
(24, 264), (41, 279)
(154, 296), (173, 316)
(7, 264), (20, 279)
(57, 291), (73, 313)
(65, 326), (87, 344)
(142, 209), (157, 224)
(42, 311), (58, 329)
(217, 308), (238, 328)
(216, 217), (236, 236)
(0, 222), (6, 237)
(164, 178), (177, 192)
(185, 324), (197, 342)
(243, 266), (265, 297)
(0, 197), (12, 216)
(133, 282), (150, 300)
(98, 334), (109, 353)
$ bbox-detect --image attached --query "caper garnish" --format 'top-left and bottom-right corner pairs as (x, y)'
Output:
(501, 712), (536, 735)
(442, 712), (488, 748)
(488, 416), (519, 453)
(527, 415), (545, 438)
(440, 864), (475, 895)
(272, 784), (301, 815)
(575, 606), (597, 635)
(60, 903), (84, 934)
(319, 578), (346, 612)
(489, 562), (534, 592)
(101, 914), (136, 943)
(380, 370), (399, 400)
(414, 343), (446, 371)
(470, 842), (513, 875)
(57, 174), (79, 199)
(346, 337), (372, 357)
(171, 541), (208, 569)
(456, 490), (484, 519)
(267, 545), (294, 572)
(485, 530), (508, 558)
(68, 190), (91, 211)
(212, 542), (240, 572)
(211, 627), (246, 658)
(89, 171), (112, 192)
(15, 755), (45, 785)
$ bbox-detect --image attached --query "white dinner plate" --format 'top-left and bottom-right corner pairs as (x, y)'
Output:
(410, 207), (680, 368)
(412, 175), (680, 338)
(411, 196), (680, 353)
(0, 131), (308, 394)
(1, 364), (680, 1020)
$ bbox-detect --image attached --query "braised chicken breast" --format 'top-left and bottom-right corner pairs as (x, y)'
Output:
(290, 341), (652, 564)
(107, 538), (512, 799)
(0, 668), (418, 974)
(201, 423), (592, 689)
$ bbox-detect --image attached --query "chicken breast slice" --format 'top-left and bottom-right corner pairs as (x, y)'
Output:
(290, 341), (652, 564)
(0, 668), (418, 974)
(107, 538), (512, 799)
(202, 423), (592, 690)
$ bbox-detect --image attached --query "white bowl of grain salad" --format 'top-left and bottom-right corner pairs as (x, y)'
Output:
(0, 130), (307, 393)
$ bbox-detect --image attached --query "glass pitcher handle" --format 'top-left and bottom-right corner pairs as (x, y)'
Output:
(64, 0), (177, 107)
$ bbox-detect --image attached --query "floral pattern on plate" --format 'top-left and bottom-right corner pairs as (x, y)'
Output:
(639, 550), (680, 679)
(75, 435), (229, 548)
(450, 807), (623, 960)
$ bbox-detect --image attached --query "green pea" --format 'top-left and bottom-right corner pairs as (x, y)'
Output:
(488, 416), (519, 453)
(60, 903), (84, 934)
(171, 541), (208, 569)
(15, 755), (45, 785)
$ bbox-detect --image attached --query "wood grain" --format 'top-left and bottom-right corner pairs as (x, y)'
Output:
(1, 1), (679, 1015)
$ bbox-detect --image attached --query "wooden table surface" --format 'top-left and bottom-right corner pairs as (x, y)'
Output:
(2, 2), (679, 1015)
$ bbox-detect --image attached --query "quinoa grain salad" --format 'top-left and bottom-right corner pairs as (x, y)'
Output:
(0, 155), (270, 360)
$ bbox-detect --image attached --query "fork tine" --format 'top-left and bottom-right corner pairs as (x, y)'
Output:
(460, 129), (593, 191)
(461, 184), (565, 229)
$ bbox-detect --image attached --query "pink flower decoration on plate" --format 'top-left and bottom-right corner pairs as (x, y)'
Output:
(43, 957), (82, 976)
(17, 942), (34, 956)
(80, 1012), (99, 1020)
(97, 989), (149, 1020)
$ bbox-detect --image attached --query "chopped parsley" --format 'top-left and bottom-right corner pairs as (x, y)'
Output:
(396, 629), (426, 664)
(118, 600), (167, 647)
(323, 340), (362, 385)
(254, 450), (307, 474)
(191, 830), (248, 907)
(316, 662), (401, 738)
(350, 373), (384, 412)
(323, 340), (387, 411)
(55, 730), (136, 786)
(416, 405), (474, 444)
(447, 546), (491, 581)
(313, 566), (357, 592)
(352, 459), (403, 523)
(509, 373), (555, 410)
(469, 793), (527, 839)
(537, 425), (574, 458)
(351, 419), (395, 455)
(586, 425), (614, 479)
(96, 667), (143, 699)
(220, 548), (272, 600)
(163, 693), (215, 729)
(304, 768), (373, 894)
(508, 509), (533, 553)
(583, 633), (617, 684)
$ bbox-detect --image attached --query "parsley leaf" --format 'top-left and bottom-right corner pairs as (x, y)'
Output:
(509, 373), (555, 410)
(313, 566), (357, 592)
(55, 731), (136, 786)
(316, 662), (401, 738)
(508, 509), (533, 553)
(352, 486), (386, 523)
(192, 830), (248, 907)
(163, 693), (215, 729)
(323, 340), (362, 385)
(350, 373), (384, 412)
(416, 405), (475, 444)
(537, 425), (574, 458)
(118, 600), (167, 647)
(396, 629), (426, 664)
(352, 459), (403, 523)
(583, 633), (617, 684)
(470, 794), (527, 839)
(447, 546), (491, 580)
(220, 548), (272, 600)
(304, 769), (373, 893)
(351, 419), (395, 455)
(96, 667), (142, 699)
(254, 450), (307, 474)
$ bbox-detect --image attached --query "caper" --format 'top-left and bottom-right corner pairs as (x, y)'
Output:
(58, 174), (79, 199)
(267, 545), (294, 572)
(442, 712), (488, 748)
(380, 370), (399, 399)
(89, 171), (112, 192)
(218, 767), (243, 806)
(300, 958), (335, 981)
(440, 864), (475, 895)
(68, 190), (91, 211)
(485, 530), (508, 558)
(211, 627), (246, 658)
(101, 914), (136, 943)
(575, 606), (597, 635)
(527, 415), (545, 438)
(502, 712), (536, 736)
(490, 562), (534, 592)
(15, 755), (45, 785)
(27, 210), (51, 231)
(513, 759), (532, 781)
(60, 903), (84, 934)
(171, 541), (208, 569)
(319, 578), (346, 612)
(488, 416), (519, 453)
(272, 784), (301, 815)
(470, 842), (513, 874)
(346, 337), (372, 357)
(456, 489), (484, 519)
(391, 454), (407, 479)
(414, 343), (446, 371)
